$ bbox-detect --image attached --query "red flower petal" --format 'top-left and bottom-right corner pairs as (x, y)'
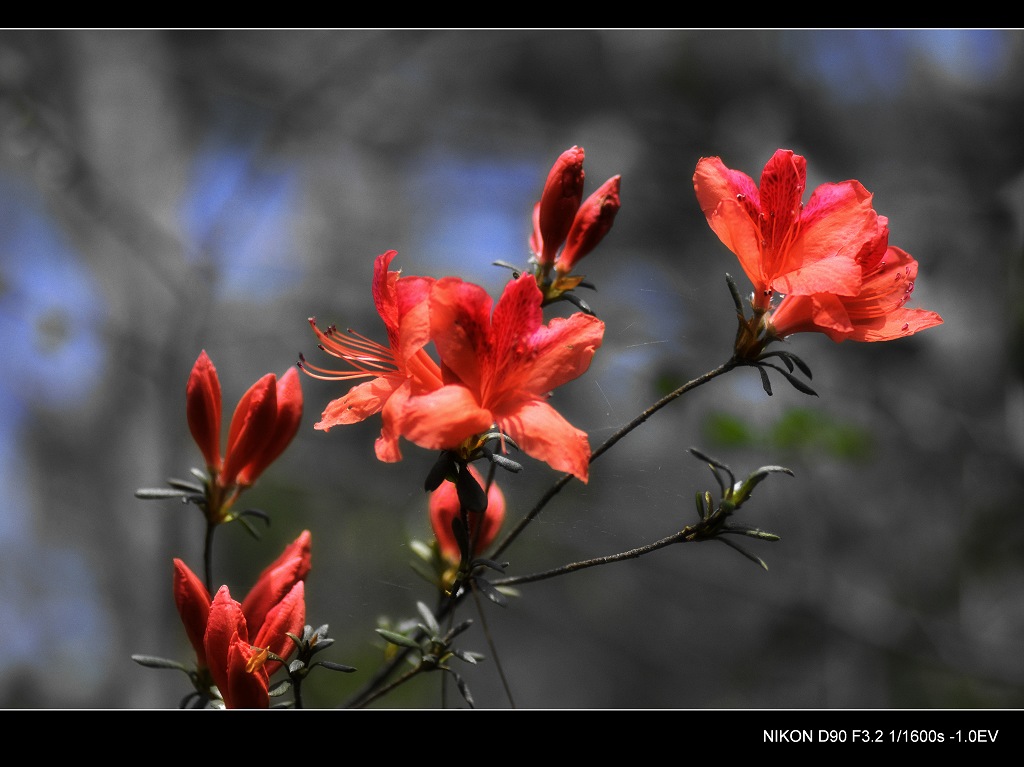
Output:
(172, 558), (211, 669)
(220, 374), (278, 486)
(252, 581), (305, 674)
(236, 366), (304, 486)
(241, 530), (311, 634)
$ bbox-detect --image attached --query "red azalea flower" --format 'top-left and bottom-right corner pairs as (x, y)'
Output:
(693, 148), (880, 312)
(301, 250), (443, 462)
(185, 351), (303, 521)
(173, 531), (310, 708)
(399, 272), (604, 482)
(429, 465), (505, 563)
(767, 219), (943, 342)
(530, 146), (621, 280)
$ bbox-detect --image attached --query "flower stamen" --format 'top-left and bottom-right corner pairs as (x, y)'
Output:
(299, 318), (400, 381)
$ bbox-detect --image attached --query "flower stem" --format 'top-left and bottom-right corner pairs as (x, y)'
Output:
(352, 663), (424, 709)
(491, 530), (688, 586)
(203, 522), (216, 595)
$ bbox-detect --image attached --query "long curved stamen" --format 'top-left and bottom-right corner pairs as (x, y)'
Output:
(299, 318), (399, 381)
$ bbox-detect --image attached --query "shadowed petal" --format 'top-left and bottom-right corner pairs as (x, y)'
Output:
(499, 398), (591, 482)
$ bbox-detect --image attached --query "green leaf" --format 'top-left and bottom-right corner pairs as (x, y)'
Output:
(131, 654), (191, 672)
(721, 525), (781, 542)
(761, 362), (817, 396)
(134, 488), (196, 501)
(314, 661), (357, 673)
(716, 537), (769, 571)
(451, 648), (483, 665)
(451, 670), (476, 709)
(416, 602), (441, 636)
(375, 628), (422, 649)
(232, 513), (265, 541)
(269, 679), (292, 696)
(732, 465), (794, 506)
(473, 577), (508, 607)
(166, 477), (207, 493)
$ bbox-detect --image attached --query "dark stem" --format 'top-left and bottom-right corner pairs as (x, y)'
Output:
(353, 663), (424, 709)
(471, 584), (515, 708)
(203, 522), (216, 594)
(491, 530), (688, 587)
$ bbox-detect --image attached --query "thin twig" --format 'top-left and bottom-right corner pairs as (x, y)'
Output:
(492, 358), (738, 558)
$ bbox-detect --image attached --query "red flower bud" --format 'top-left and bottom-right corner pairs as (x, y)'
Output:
(205, 586), (269, 709)
(536, 146), (586, 267)
(235, 367), (303, 486)
(556, 175), (621, 274)
(220, 373), (279, 487)
(429, 466), (505, 562)
(241, 529), (311, 639)
(252, 581), (305, 675)
(186, 351), (222, 472)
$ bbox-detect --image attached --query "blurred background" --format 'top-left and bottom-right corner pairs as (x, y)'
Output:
(0, 29), (1020, 709)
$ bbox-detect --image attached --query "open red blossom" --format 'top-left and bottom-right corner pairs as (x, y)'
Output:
(399, 272), (604, 482)
(694, 149), (880, 312)
(430, 465), (505, 563)
(185, 351), (303, 494)
(301, 251), (443, 462)
(767, 217), (943, 342)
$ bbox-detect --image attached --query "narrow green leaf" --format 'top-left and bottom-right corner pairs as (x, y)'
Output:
(131, 654), (191, 672)
(721, 525), (781, 542)
(134, 488), (195, 500)
(232, 513), (264, 541)
(269, 679), (292, 696)
(416, 602), (441, 636)
(166, 478), (207, 493)
(314, 661), (357, 673)
(473, 577), (508, 607)
(716, 537), (769, 571)
(375, 628), (422, 649)
(452, 671), (476, 709)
